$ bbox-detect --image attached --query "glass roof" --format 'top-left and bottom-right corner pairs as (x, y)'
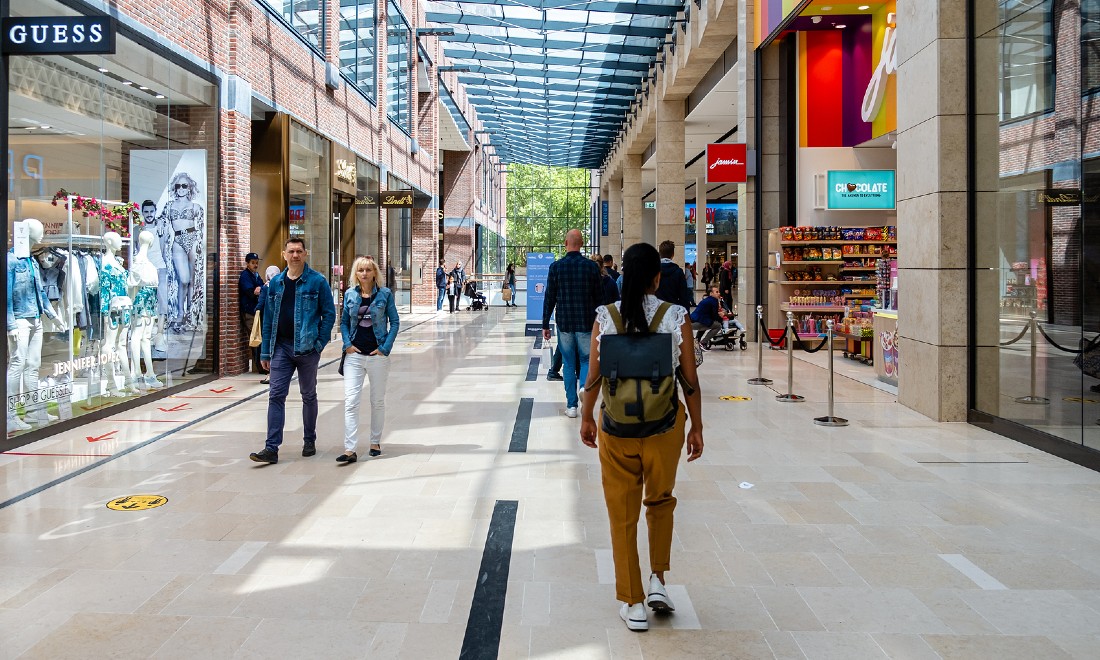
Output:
(427, 0), (684, 168)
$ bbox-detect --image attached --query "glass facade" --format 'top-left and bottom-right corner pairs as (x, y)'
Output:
(259, 0), (325, 50)
(355, 158), (381, 261)
(386, 0), (411, 132)
(339, 0), (376, 101)
(5, 1), (218, 438)
(289, 123), (332, 285)
(386, 176), (412, 309)
(972, 0), (1100, 452)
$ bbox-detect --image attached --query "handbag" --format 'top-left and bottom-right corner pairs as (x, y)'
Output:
(502, 286), (512, 302)
(1074, 335), (1100, 378)
(248, 310), (262, 348)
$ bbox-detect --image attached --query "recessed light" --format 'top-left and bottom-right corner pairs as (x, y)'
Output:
(836, 24), (846, 28)
(122, 81), (133, 85)
(821, 5), (832, 10)
(155, 94), (165, 99)
(139, 85), (149, 90)
(98, 67), (108, 73)
(858, 5), (870, 9)
(24, 126), (37, 130)
(40, 125), (50, 129)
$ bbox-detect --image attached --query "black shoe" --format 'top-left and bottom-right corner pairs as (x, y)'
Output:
(546, 372), (563, 381)
(259, 368), (270, 375)
(302, 442), (316, 457)
(249, 448), (278, 464)
(260, 378), (270, 384)
(369, 446), (382, 457)
(336, 452), (357, 464)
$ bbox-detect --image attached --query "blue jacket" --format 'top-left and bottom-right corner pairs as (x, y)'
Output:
(259, 264), (335, 360)
(7, 250), (57, 330)
(340, 284), (400, 356)
(656, 259), (692, 310)
(435, 266), (447, 288)
(239, 268), (264, 314)
(690, 295), (721, 327)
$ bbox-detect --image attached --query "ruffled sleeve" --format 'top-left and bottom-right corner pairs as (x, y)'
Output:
(594, 303), (618, 347)
(663, 304), (687, 367)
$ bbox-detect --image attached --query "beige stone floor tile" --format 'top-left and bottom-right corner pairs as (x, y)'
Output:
(233, 617), (387, 659)
(763, 630), (809, 659)
(20, 612), (188, 660)
(798, 587), (950, 634)
(753, 586), (825, 632)
(1048, 634), (1100, 659)
(635, 630), (775, 659)
(957, 590), (1100, 636)
(23, 569), (177, 614)
(232, 575), (367, 620)
(157, 573), (257, 616)
(351, 578), (434, 623)
(842, 553), (976, 589)
(530, 624), (612, 658)
(923, 633), (1074, 659)
(790, 631), (888, 659)
(965, 553), (1100, 590)
(396, 622), (465, 659)
(871, 633), (942, 660)
(0, 605), (74, 658)
(755, 553), (843, 588)
(688, 585), (777, 632)
(150, 615), (261, 659)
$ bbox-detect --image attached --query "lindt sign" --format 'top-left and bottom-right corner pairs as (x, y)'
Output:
(706, 143), (748, 183)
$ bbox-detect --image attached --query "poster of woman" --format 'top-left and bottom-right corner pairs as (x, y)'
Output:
(128, 149), (207, 359)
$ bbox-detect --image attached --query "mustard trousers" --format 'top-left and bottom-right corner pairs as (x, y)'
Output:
(598, 408), (686, 604)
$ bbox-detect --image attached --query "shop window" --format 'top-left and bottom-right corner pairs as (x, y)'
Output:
(6, 2), (218, 441)
(1000, 0), (1053, 121)
(339, 0), (376, 101)
(289, 123), (332, 287)
(386, 0), (411, 133)
(355, 158), (381, 261)
(1084, 4), (1100, 95)
(258, 0), (326, 52)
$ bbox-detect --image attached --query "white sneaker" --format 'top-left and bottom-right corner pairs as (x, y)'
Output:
(565, 407), (578, 418)
(7, 415), (31, 431)
(619, 602), (648, 632)
(647, 574), (675, 613)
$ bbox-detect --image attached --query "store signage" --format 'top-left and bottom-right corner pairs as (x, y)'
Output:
(52, 352), (120, 377)
(2, 16), (116, 55)
(601, 200), (609, 237)
(644, 201), (656, 209)
(1039, 189), (1084, 206)
(861, 12), (897, 123)
(379, 191), (413, 208)
(335, 159), (356, 184)
(7, 381), (72, 410)
(826, 170), (896, 210)
(355, 194), (377, 206)
(705, 143), (748, 183)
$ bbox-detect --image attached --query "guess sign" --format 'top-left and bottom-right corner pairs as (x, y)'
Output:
(2, 16), (116, 55)
(705, 143), (748, 184)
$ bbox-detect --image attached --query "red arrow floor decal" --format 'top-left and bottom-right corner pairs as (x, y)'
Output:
(157, 403), (190, 413)
(87, 430), (118, 443)
(209, 386), (234, 394)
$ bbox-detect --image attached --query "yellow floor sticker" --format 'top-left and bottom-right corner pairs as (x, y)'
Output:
(1064, 397), (1099, 404)
(107, 495), (167, 511)
(719, 396), (752, 402)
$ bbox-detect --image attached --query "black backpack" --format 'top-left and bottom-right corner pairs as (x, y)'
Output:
(598, 302), (679, 438)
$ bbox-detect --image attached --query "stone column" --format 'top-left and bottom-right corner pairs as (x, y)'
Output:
(623, 154), (643, 248)
(695, 176), (708, 292)
(656, 99), (685, 257)
(607, 176), (624, 263)
(895, 0), (969, 421)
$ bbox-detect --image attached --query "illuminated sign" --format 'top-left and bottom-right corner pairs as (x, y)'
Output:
(335, 159), (356, 184)
(2, 16), (115, 55)
(826, 170), (896, 210)
(706, 143), (748, 183)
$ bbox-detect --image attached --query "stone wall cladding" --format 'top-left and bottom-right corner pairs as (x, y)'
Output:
(101, 1), (499, 374)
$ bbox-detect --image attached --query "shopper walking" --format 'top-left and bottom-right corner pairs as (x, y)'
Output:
(505, 263), (518, 307)
(603, 254), (619, 282)
(542, 228), (601, 418)
(654, 240), (692, 311)
(718, 260), (734, 313)
(339, 255), (399, 463)
(594, 254), (620, 305)
(239, 251), (264, 374)
(249, 238), (335, 465)
(451, 260), (465, 308)
(579, 241), (704, 632)
(446, 275), (458, 313)
(435, 259), (447, 312)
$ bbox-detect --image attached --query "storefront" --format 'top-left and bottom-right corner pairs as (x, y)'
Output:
(970, 0), (1100, 458)
(755, 0), (900, 386)
(4, 0), (219, 445)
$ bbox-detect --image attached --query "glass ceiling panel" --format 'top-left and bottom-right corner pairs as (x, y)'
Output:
(429, 0), (681, 167)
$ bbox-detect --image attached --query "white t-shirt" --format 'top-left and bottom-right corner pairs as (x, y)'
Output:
(595, 294), (687, 367)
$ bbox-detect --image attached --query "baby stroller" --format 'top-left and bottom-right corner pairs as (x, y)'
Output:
(464, 280), (487, 311)
(702, 313), (748, 351)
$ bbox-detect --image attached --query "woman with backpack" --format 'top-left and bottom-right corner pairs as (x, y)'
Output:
(578, 242), (704, 633)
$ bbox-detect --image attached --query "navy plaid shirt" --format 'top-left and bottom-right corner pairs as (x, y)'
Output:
(542, 251), (602, 333)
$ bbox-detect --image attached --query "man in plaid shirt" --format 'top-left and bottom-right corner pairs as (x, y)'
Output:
(542, 229), (602, 418)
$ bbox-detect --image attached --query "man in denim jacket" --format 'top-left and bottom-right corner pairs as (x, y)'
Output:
(249, 237), (336, 464)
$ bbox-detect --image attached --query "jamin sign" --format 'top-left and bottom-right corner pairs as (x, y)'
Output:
(706, 143), (748, 184)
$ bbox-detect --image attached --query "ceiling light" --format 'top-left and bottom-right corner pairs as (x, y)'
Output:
(97, 67), (108, 73)
(24, 126), (36, 130)
(155, 94), (165, 99)
(139, 85), (149, 90)
(40, 125), (50, 129)
(821, 5), (832, 10)
(858, 4), (870, 9)
(835, 24), (846, 28)
(122, 81), (133, 85)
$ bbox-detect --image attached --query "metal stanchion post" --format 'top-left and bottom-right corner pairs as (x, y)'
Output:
(1015, 310), (1050, 405)
(748, 304), (773, 385)
(814, 320), (849, 426)
(776, 311), (804, 403)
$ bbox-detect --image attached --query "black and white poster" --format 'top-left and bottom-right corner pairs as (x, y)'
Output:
(128, 149), (207, 359)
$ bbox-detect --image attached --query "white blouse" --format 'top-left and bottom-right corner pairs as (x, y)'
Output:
(595, 295), (687, 367)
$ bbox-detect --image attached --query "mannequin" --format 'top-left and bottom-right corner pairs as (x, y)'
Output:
(99, 231), (134, 396)
(128, 231), (162, 389)
(8, 219), (66, 429)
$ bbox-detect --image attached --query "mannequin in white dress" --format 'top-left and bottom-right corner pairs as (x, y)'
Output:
(99, 232), (134, 396)
(128, 231), (162, 389)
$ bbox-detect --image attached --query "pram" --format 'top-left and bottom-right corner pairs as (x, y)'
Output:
(464, 280), (487, 311)
(700, 312), (748, 351)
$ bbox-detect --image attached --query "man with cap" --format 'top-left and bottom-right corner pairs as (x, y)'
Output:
(240, 252), (265, 374)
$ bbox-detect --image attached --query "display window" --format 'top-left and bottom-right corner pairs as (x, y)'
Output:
(386, 176), (412, 309)
(289, 122), (332, 286)
(5, 1), (218, 440)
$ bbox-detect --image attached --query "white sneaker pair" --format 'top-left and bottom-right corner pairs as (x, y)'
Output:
(564, 407), (578, 418)
(619, 574), (676, 633)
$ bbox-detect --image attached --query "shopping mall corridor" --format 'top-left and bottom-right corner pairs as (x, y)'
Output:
(2, 307), (1100, 659)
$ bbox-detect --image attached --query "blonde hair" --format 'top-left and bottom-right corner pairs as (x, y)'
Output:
(348, 255), (379, 290)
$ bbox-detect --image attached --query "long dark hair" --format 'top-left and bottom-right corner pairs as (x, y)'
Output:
(619, 242), (660, 333)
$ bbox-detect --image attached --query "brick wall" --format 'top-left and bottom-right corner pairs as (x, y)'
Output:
(99, 1), (503, 374)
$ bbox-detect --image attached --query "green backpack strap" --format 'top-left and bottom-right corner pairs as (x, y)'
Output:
(607, 301), (671, 334)
(605, 304), (626, 334)
(648, 302), (672, 333)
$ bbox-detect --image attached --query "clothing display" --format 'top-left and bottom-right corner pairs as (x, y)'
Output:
(99, 260), (128, 315)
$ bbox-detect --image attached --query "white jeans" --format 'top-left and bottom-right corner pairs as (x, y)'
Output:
(8, 318), (43, 418)
(343, 351), (390, 451)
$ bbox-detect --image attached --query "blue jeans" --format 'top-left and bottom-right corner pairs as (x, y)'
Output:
(557, 329), (591, 409)
(437, 286), (445, 311)
(265, 341), (321, 452)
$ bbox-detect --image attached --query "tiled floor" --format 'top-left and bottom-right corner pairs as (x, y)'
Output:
(2, 306), (1100, 659)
